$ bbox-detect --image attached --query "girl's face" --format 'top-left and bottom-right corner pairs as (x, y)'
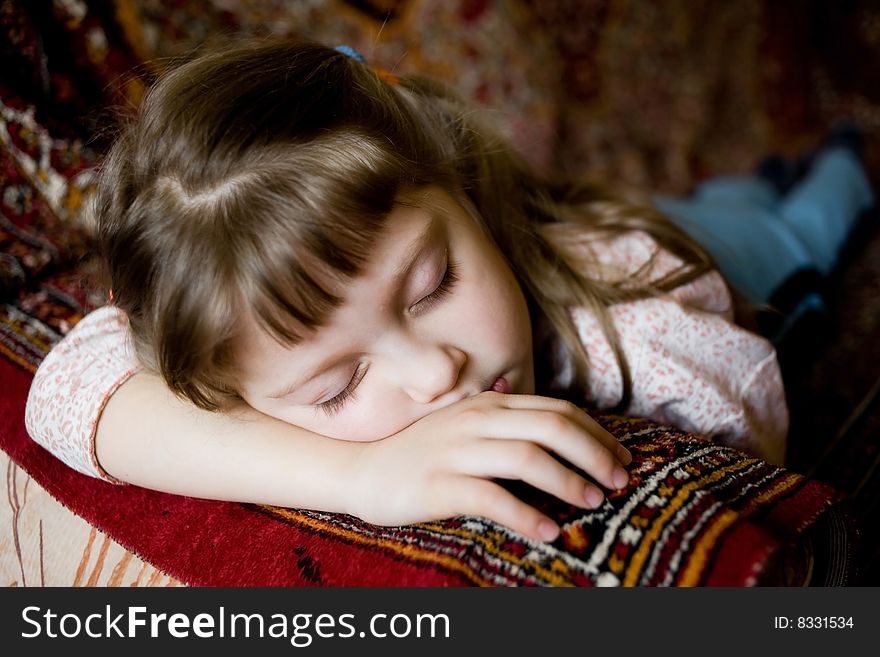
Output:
(235, 186), (535, 441)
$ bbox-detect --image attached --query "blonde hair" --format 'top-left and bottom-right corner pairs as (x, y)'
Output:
(96, 39), (716, 412)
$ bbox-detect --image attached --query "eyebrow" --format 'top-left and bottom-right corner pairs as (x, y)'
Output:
(265, 212), (440, 400)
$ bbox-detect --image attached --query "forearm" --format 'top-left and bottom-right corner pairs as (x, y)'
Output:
(96, 371), (364, 514)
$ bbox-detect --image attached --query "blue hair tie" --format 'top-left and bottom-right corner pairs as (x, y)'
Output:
(334, 45), (366, 63)
(334, 44), (399, 84)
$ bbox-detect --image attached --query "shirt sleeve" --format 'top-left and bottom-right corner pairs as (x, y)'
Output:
(25, 305), (143, 483)
(553, 231), (789, 465)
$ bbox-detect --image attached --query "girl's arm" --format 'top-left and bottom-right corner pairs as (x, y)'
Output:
(97, 372), (631, 540)
(27, 308), (632, 541)
(94, 370), (363, 513)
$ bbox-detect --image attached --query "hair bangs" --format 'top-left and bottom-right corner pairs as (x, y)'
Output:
(234, 135), (416, 347)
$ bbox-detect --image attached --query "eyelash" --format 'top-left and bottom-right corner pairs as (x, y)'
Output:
(315, 256), (460, 417)
(316, 364), (366, 417)
(410, 256), (459, 316)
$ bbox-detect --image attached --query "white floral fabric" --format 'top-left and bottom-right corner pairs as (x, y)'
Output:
(548, 231), (788, 464)
(25, 306), (141, 483)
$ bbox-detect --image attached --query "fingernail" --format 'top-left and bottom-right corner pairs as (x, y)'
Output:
(617, 444), (632, 465)
(585, 486), (604, 509)
(538, 520), (560, 542)
(613, 466), (629, 489)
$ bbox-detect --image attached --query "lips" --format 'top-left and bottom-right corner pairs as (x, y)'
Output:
(490, 376), (510, 394)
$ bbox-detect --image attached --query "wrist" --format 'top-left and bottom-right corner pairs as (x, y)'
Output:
(343, 438), (384, 521)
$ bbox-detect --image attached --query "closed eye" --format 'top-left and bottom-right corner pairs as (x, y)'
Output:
(316, 253), (458, 416)
(315, 364), (367, 417)
(410, 255), (459, 316)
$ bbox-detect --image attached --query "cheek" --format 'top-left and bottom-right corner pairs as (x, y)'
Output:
(463, 258), (531, 348)
(256, 392), (421, 442)
(333, 397), (422, 441)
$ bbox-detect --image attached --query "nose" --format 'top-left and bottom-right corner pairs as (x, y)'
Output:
(391, 338), (467, 405)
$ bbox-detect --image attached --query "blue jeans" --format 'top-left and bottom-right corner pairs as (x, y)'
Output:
(654, 148), (874, 306)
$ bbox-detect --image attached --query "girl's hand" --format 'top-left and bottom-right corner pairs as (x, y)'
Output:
(351, 391), (632, 542)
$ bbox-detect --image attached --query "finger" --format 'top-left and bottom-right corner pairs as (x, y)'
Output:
(453, 477), (561, 542)
(459, 440), (606, 509)
(488, 393), (632, 465)
(466, 406), (630, 491)
(567, 408), (632, 465)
